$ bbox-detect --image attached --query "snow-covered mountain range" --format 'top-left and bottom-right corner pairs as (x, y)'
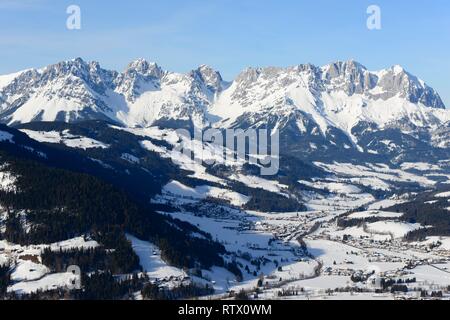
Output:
(0, 58), (449, 164)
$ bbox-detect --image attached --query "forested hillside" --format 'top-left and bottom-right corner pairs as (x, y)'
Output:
(0, 128), (228, 271)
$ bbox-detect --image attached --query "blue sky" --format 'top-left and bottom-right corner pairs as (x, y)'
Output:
(0, 0), (449, 106)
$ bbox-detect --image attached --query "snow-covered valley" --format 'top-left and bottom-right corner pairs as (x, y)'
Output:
(1, 57), (450, 300)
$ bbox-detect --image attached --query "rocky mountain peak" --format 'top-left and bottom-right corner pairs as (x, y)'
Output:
(191, 65), (225, 93)
(125, 58), (163, 78)
(320, 60), (376, 95)
(322, 60), (367, 78)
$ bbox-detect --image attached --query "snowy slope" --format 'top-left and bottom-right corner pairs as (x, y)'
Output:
(161, 180), (250, 207)
(126, 235), (185, 279)
(366, 221), (423, 239)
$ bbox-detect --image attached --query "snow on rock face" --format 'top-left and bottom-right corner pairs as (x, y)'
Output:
(191, 64), (227, 94)
(0, 58), (219, 129)
(114, 58), (163, 102)
(320, 61), (444, 108)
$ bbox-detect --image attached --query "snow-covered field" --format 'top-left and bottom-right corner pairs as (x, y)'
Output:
(333, 226), (392, 242)
(365, 221), (422, 239)
(303, 190), (375, 212)
(347, 210), (403, 220)
(409, 265), (450, 286)
(0, 237), (99, 294)
(299, 180), (362, 194)
(231, 173), (288, 195)
(126, 235), (185, 279)
(4, 124), (450, 299)
(435, 191), (450, 198)
(305, 239), (404, 272)
(146, 157), (450, 299)
(314, 162), (437, 190)
(367, 199), (407, 210)
(11, 260), (49, 282)
(400, 162), (442, 172)
(20, 129), (109, 150)
(161, 180), (250, 207)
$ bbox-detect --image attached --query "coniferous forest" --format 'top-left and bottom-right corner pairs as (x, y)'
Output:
(0, 149), (228, 274)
